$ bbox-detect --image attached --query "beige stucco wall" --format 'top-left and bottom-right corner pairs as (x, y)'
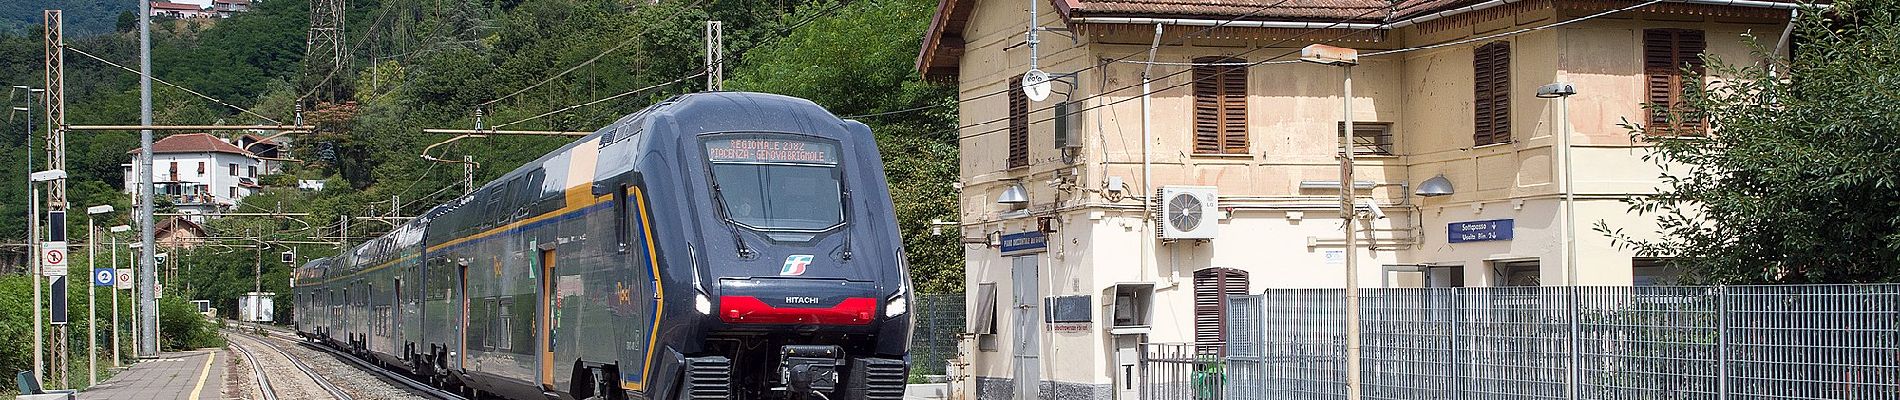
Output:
(948, 1), (1788, 395)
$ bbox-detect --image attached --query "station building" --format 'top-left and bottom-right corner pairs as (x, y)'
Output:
(915, 0), (1803, 398)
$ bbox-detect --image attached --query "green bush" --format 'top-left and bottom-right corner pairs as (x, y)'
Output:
(159, 296), (224, 350)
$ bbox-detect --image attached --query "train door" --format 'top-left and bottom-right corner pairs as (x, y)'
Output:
(457, 261), (469, 371)
(394, 278), (403, 353)
(537, 247), (556, 390)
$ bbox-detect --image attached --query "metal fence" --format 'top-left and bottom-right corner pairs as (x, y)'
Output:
(1146, 284), (1900, 400)
(911, 292), (966, 376)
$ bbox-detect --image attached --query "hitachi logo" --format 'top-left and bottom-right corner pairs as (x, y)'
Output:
(785, 296), (821, 304)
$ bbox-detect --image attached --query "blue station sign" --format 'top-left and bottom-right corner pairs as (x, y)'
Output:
(1000, 231), (1048, 254)
(1448, 219), (1514, 243)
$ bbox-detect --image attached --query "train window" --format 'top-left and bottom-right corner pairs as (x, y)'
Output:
(703, 135), (845, 231)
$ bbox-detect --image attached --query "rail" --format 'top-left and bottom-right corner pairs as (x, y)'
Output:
(225, 331), (278, 400)
(225, 328), (354, 400)
(252, 325), (468, 400)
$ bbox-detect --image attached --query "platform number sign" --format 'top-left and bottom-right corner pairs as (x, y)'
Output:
(94, 268), (114, 287)
(116, 269), (133, 290)
(40, 241), (68, 277)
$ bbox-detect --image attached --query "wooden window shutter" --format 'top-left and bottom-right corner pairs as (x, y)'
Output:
(1008, 74), (1029, 169)
(1193, 57), (1248, 154)
(1645, 29), (1707, 135)
(1473, 42), (1510, 146)
(1193, 267), (1249, 355)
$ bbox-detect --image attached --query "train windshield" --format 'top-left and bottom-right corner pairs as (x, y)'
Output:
(704, 135), (845, 231)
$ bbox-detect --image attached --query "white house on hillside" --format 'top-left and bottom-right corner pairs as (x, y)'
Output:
(122, 133), (269, 221)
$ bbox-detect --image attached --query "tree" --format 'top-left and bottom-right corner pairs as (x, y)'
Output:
(729, 0), (963, 292)
(1600, 0), (1900, 284)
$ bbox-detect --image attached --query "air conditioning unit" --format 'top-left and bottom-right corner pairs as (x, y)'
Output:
(1155, 186), (1218, 240)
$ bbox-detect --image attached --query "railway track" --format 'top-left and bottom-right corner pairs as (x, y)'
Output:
(231, 323), (466, 400)
(226, 328), (356, 400)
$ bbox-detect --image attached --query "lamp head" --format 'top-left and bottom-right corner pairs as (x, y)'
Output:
(1537, 82), (1577, 98)
(995, 183), (1029, 205)
(1415, 175), (1455, 197)
(110, 225), (131, 233)
(87, 205), (115, 215)
(1299, 44), (1360, 66)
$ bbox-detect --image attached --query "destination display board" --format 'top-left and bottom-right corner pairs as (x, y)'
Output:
(706, 137), (838, 165)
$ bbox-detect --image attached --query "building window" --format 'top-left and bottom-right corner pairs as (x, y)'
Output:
(1632, 258), (1684, 286)
(1340, 121), (1395, 155)
(1007, 75), (1029, 169)
(1193, 57), (1248, 155)
(168, 162), (178, 180)
(973, 282), (998, 351)
(1493, 260), (1541, 286)
(197, 162), (205, 175)
(1193, 267), (1249, 354)
(229, 163), (239, 176)
(248, 165), (257, 178)
(229, 187), (238, 199)
(1473, 41), (1511, 146)
(1645, 28), (1707, 135)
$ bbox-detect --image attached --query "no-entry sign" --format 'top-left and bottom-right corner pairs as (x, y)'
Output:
(40, 241), (68, 277)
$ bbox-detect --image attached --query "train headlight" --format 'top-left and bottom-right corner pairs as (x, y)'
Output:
(695, 293), (713, 315)
(884, 294), (908, 318)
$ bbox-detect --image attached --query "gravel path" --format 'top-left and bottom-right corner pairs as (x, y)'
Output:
(227, 330), (430, 400)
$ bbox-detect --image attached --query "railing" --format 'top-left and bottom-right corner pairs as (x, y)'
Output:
(911, 293), (966, 376)
(1141, 342), (1228, 400)
(1144, 285), (1900, 400)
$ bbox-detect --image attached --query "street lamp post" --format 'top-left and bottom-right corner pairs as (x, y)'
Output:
(14, 85), (44, 382)
(85, 205), (112, 386)
(1302, 43), (1362, 400)
(1537, 83), (1580, 284)
(109, 224), (130, 367)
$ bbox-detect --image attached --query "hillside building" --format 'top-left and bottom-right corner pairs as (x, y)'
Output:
(122, 133), (272, 222)
(917, 0), (1804, 398)
(150, 2), (217, 18)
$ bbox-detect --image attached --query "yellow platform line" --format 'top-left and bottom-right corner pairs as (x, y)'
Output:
(188, 351), (215, 399)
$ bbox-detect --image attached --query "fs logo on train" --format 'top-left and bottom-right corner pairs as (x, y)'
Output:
(781, 255), (814, 276)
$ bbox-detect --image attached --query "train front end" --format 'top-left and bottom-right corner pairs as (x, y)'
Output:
(659, 96), (912, 400)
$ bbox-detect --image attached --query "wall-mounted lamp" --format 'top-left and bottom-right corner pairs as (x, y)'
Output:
(996, 182), (1028, 205)
(1415, 175), (1454, 197)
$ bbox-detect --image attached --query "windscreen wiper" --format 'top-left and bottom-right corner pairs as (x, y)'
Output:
(707, 180), (757, 259)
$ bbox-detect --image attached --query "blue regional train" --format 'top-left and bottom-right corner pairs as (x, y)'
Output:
(292, 92), (915, 400)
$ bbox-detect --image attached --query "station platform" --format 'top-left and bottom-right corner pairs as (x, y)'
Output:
(78, 350), (226, 400)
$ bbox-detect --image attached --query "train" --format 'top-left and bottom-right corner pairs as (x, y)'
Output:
(291, 92), (915, 400)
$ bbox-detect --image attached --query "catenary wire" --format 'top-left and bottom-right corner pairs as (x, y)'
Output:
(952, 0), (1671, 141)
(477, 0), (718, 107)
(948, 5), (1393, 140)
(839, 0), (1309, 120)
(488, 0), (853, 130)
(66, 46), (285, 124)
(297, 4), (399, 103)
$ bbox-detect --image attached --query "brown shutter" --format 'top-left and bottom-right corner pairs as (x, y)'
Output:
(1008, 74), (1029, 169)
(1677, 30), (1707, 133)
(1193, 64), (1222, 154)
(1489, 43), (1511, 142)
(1220, 63), (1249, 154)
(1645, 29), (1707, 135)
(1193, 57), (1248, 154)
(1194, 267), (1250, 355)
(1473, 42), (1510, 146)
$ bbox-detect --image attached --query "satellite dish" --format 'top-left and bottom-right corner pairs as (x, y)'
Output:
(1022, 69), (1052, 102)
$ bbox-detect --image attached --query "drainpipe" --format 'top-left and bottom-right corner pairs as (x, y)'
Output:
(1140, 23), (1161, 283)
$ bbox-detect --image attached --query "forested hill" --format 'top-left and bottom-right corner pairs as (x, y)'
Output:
(0, 0), (962, 314)
(1, 0), (135, 36)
